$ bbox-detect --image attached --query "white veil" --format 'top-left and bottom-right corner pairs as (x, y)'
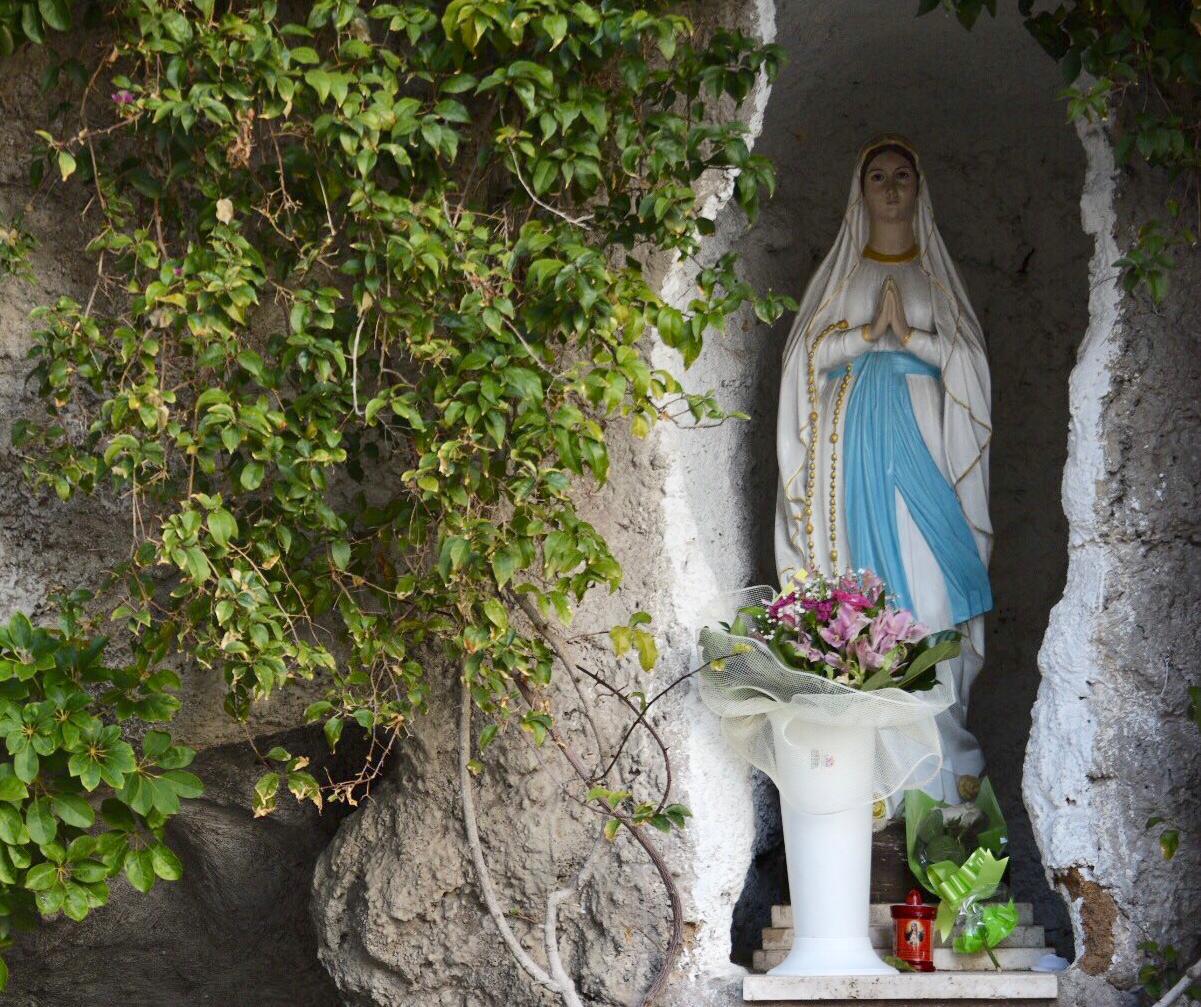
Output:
(779, 133), (993, 567)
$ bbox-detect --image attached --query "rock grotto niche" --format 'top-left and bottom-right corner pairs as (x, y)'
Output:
(662, 0), (1092, 973)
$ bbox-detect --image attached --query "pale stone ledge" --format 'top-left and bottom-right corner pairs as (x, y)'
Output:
(743, 971), (1058, 1001)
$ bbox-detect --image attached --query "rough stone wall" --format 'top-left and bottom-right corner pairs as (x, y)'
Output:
(1026, 109), (1201, 1007)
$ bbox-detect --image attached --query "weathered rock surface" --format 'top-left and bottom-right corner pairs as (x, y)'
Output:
(1026, 110), (1201, 1007)
(310, 669), (692, 1006)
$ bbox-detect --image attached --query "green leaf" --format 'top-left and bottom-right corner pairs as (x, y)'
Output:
(323, 716), (343, 753)
(289, 45), (320, 64)
(51, 794), (94, 829)
(24, 862), (58, 891)
(609, 625), (631, 657)
(240, 461), (265, 491)
(287, 770), (322, 808)
(633, 629), (658, 671)
(37, 0), (70, 31)
(0, 805), (28, 846)
(541, 12), (567, 47)
(160, 769), (203, 799)
(71, 859), (109, 883)
(100, 799), (137, 832)
(149, 843), (183, 881)
(207, 508), (237, 547)
(142, 731), (172, 760)
(14, 745), (38, 784)
(61, 882), (91, 921)
(330, 540), (351, 570)
(69, 752), (101, 791)
(252, 772), (279, 817)
(8, 612), (32, 649)
(0, 776), (28, 803)
(56, 149), (76, 181)
(123, 849), (155, 893)
(491, 546), (521, 589)
(482, 598), (509, 632)
(1161, 829), (1180, 860)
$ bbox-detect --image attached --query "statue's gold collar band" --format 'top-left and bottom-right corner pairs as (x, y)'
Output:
(862, 243), (919, 263)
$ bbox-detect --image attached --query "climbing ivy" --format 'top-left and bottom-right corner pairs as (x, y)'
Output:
(924, 0), (1201, 302)
(0, 0), (789, 988)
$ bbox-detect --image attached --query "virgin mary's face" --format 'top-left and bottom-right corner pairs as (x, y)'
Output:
(862, 150), (918, 226)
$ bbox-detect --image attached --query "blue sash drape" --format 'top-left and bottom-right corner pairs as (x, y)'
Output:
(831, 351), (992, 624)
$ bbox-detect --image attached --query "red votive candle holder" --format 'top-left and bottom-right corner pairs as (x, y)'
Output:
(891, 888), (937, 972)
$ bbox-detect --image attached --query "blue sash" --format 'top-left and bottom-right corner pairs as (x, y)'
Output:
(832, 351), (992, 623)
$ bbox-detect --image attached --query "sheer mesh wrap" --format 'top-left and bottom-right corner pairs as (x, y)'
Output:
(698, 588), (955, 812)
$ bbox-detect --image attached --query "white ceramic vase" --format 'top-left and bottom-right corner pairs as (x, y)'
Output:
(766, 707), (897, 977)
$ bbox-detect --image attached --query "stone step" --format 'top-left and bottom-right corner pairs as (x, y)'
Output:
(771, 903), (1035, 929)
(743, 971), (1058, 1002)
(753, 946), (1050, 973)
(760, 924), (1046, 950)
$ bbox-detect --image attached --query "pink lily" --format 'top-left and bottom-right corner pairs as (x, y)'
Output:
(819, 606), (870, 649)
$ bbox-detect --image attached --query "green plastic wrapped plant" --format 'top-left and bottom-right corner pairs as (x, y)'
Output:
(903, 778), (1016, 968)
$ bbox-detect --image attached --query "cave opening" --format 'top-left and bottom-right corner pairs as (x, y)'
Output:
(668, 0), (1094, 970)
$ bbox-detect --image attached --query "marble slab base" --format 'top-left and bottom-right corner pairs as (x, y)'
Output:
(743, 971), (1058, 1002)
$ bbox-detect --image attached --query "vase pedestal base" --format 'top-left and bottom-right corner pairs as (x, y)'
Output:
(766, 936), (895, 977)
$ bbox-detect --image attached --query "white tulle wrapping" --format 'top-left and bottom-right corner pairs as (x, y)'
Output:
(697, 588), (953, 814)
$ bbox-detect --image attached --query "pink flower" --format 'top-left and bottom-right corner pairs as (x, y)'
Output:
(823, 650), (848, 673)
(800, 597), (835, 622)
(112, 90), (135, 106)
(832, 588), (873, 611)
(767, 592), (798, 627)
(819, 605), (870, 649)
(792, 636), (826, 664)
(868, 609), (929, 653)
(850, 635), (889, 670)
(861, 569), (885, 603)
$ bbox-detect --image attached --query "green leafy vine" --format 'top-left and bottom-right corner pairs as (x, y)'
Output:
(0, 0), (791, 991)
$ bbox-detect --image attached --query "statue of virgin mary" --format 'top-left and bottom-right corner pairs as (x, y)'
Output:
(774, 134), (994, 807)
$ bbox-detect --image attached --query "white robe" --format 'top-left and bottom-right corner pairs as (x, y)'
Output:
(775, 252), (986, 805)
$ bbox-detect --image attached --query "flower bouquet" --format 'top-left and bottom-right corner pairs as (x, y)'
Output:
(697, 570), (962, 977)
(723, 568), (961, 694)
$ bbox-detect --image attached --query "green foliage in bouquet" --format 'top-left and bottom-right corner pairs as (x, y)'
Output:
(905, 775), (1007, 878)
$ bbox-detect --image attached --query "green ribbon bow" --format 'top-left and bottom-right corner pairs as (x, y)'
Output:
(926, 847), (1009, 939)
(953, 901), (1019, 955)
(925, 848), (1017, 967)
